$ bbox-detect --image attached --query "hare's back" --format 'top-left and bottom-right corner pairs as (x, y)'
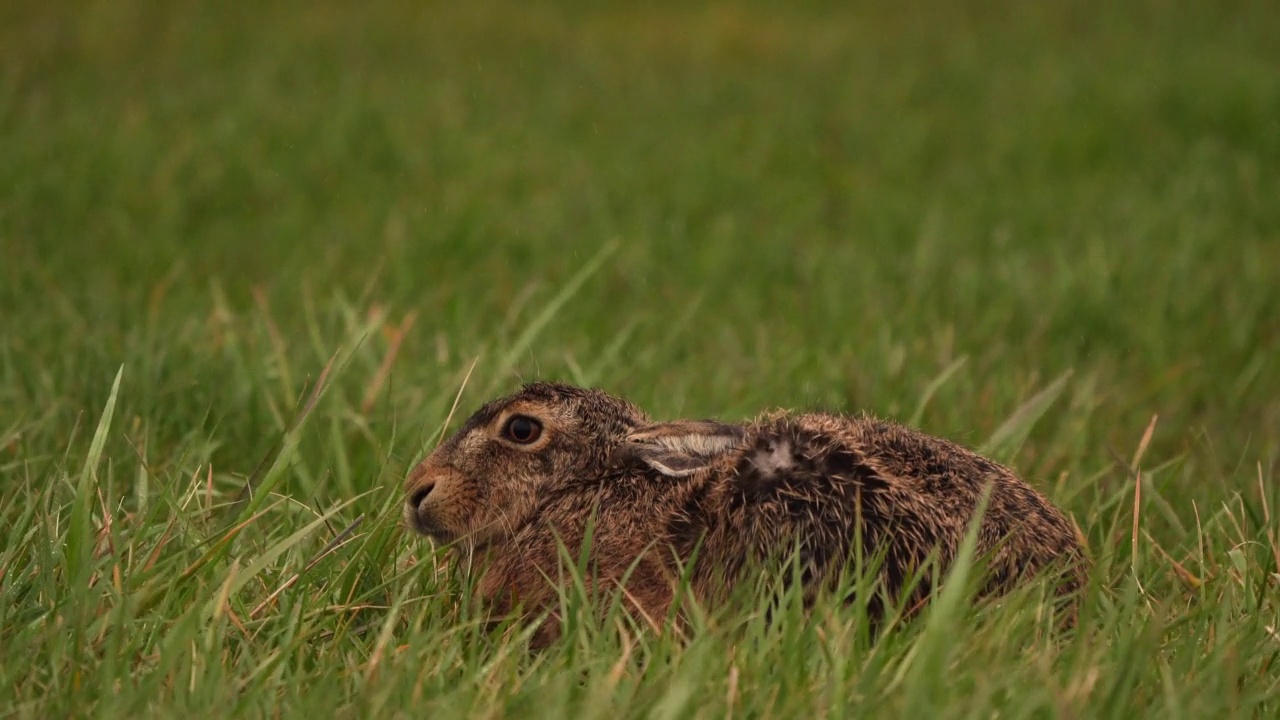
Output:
(833, 415), (1080, 544)
(833, 416), (1019, 496)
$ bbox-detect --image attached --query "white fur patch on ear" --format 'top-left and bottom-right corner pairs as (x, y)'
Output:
(642, 456), (703, 478)
(644, 431), (743, 456)
(617, 420), (746, 478)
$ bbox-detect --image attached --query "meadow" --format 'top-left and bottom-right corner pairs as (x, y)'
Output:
(2, 0), (1278, 716)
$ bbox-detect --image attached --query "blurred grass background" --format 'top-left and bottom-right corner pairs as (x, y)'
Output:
(2, 0), (1278, 716)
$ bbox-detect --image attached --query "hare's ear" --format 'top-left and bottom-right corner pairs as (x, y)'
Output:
(614, 420), (746, 477)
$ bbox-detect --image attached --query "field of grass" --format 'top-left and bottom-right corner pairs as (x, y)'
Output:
(3, 0), (1279, 716)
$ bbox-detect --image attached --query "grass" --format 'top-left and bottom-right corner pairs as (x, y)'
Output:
(2, 0), (1279, 716)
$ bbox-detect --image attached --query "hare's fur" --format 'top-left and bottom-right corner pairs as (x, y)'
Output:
(405, 382), (1087, 646)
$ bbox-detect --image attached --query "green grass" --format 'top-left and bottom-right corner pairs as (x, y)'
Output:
(3, 0), (1279, 716)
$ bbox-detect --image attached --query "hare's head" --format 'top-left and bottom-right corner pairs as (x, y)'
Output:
(404, 382), (650, 548)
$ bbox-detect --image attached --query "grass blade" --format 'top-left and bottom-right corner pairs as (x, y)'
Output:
(204, 496), (360, 618)
(980, 369), (1073, 457)
(484, 240), (620, 395)
(66, 365), (123, 588)
(226, 350), (344, 525)
(908, 355), (969, 427)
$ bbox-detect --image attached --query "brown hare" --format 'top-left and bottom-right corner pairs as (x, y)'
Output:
(404, 382), (1087, 647)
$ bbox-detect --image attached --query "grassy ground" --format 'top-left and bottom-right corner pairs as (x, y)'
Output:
(3, 0), (1279, 716)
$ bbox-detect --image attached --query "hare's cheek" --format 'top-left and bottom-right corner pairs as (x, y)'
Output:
(464, 484), (530, 537)
(457, 483), (507, 534)
(434, 483), (472, 525)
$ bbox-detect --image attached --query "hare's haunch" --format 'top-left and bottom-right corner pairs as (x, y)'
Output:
(405, 382), (1087, 645)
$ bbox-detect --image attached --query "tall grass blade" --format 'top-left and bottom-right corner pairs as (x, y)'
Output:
(980, 369), (1073, 456)
(66, 365), (123, 588)
(908, 355), (969, 426)
(484, 240), (619, 395)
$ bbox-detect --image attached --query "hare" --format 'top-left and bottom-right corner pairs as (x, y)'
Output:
(404, 382), (1087, 646)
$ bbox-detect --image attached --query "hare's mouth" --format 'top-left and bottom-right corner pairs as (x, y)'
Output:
(413, 522), (492, 557)
(417, 522), (453, 542)
(407, 513), (492, 555)
(405, 508), (453, 541)
(430, 532), (495, 561)
(445, 526), (508, 558)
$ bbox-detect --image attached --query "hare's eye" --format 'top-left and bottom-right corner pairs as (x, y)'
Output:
(503, 416), (542, 444)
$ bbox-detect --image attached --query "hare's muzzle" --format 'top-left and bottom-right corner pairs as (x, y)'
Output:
(403, 460), (458, 539)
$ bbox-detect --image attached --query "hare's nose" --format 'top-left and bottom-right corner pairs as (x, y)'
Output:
(404, 461), (434, 509)
(408, 481), (434, 511)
